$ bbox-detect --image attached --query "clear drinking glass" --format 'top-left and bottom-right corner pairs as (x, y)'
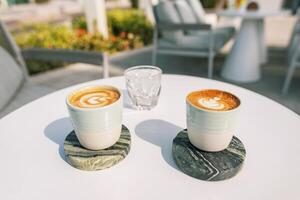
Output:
(125, 65), (162, 110)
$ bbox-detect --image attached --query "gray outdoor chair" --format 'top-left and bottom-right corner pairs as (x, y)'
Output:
(282, 14), (300, 94)
(152, 0), (235, 78)
(0, 20), (109, 118)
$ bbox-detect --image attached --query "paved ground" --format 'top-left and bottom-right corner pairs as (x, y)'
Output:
(16, 15), (300, 115)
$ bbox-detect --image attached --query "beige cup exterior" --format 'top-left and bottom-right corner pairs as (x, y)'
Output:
(186, 94), (240, 152)
(66, 86), (122, 150)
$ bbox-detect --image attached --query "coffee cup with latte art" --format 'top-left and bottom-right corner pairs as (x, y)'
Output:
(66, 85), (122, 150)
(186, 89), (241, 152)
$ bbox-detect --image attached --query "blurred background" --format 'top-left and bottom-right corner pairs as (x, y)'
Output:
(0, 0), (300, 117)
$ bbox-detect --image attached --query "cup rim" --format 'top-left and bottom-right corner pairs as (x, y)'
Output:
(66, 85), (122, 111)
(124, 65), (162, 77)
(186, 89), (241, 113)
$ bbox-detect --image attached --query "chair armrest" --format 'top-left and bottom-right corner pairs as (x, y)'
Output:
(294, 28), (300, 35)
(156, 22), (212, 31)
(22, 48), (110, 78)
(21, 48), (106, 65)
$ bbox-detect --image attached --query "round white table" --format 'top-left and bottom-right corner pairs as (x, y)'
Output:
(218, 10), (290, 83)
(0, 75), (299, 200)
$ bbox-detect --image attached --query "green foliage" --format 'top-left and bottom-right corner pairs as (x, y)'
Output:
(200, 0), (217, 8)
(15, 24), (75, 74)
(107, 9), (153, 45)
(72, 15), (87, 30)
(24, 60), (68, 75)
(35, 0), (50, 4)
(15, 24), (76, 49)
(72, 9), (153, 45)
(130, 0), (139, 8)
(14, 9), (153, 74)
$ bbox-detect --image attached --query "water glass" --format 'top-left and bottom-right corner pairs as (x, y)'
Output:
(125, 65), (162, 110)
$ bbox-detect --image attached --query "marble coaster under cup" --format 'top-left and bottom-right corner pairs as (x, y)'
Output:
(64, 125), (131, 171)
(172, 129), (246, 181)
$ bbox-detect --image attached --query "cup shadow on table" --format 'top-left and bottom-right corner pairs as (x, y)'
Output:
(44, 117), (72, 162)
(135, 119), (183, 172)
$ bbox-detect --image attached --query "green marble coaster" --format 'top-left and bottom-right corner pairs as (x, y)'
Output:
(64, 125), (131, 171)
(172, 129), (246, 181)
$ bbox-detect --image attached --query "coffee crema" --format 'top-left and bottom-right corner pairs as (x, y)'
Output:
(187, 89), (240, 111)
(68, 86), (120, 108)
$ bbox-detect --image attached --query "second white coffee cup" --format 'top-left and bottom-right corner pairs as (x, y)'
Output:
(66, 85), (122, 150)
(186, 90), (241, 152)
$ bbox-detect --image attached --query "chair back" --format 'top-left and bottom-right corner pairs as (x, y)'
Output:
(175, 0), (199, 24)
(184, 0), (207, 23)
(153, 0), (207, 41)
(173, 0), (207, 35)
(153, 1), (184, 42)
(0, 46), (25, 112)
(287, 15), (300, 62)
(0, 21), (28, 77)
(290, 0), (300, 15)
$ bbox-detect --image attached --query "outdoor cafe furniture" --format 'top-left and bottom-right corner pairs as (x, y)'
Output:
(282, 12), (300, 94)
(218, 9), (290, 83)
(152, 0), (235, 78)
(0, 21), (109, 117)
(0, 74), (299, 199)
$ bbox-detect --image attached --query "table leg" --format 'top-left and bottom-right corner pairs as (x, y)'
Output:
(257, 19), (267, 64)
(221, 19), (261, 83)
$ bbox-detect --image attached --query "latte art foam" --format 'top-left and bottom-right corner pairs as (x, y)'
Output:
(198, 97), (225, 110)
(69, 86), (120, 108)
(187, 90), (240, 111)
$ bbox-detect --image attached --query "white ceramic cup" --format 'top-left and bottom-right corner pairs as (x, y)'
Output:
(186, 90), (241, 152)
(66, 85), (123, 150)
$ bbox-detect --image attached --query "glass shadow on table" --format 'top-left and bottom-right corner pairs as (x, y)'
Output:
(44, 117), (72, 162)
(135, 119), (183, 172)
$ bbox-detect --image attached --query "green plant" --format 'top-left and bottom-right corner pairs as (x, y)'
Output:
(107, 9), (153, 45)
(14, 9), (153, 74)
(200, 0), (218, 8)
(72, 9), (153, 45)
(15, 24), (76, 49)
(130, 0), (138, 8)
(72, 15), (87, 30)
(15, 24), (75, 74)
(24, 60), (68, 75)
(35, 0), (50, 4)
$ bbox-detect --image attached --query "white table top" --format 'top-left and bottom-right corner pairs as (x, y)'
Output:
(0, 75), (299, 200)
(218, 9), (290, 19)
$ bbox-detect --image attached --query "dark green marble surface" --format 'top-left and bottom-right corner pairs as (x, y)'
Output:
(172, 129), (246, 181)
(64, 125), (131, 171)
